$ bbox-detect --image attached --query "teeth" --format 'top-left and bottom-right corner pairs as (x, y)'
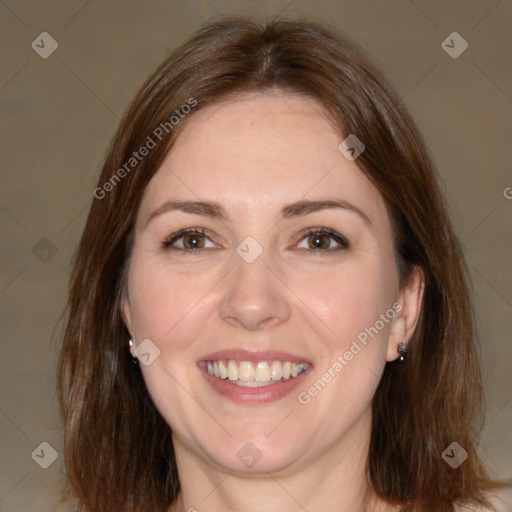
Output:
(270, 361), (283, 380)
(233, 380), (278, 387)
(207, 359), (308, 385)
(218, 360), (228, 379)
(283, 361), (292, 379)
(254, 362), (270, 382)
(239, 361), (255, 382)
(227, 360), (239, 381)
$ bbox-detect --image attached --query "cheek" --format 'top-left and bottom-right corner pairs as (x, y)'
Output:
(294, 261), (395, 431)
(299, 256), (397, 412)
(293, 257), (397, 347)
(126, 259), (216, 433)
(127, 257), (216, 352)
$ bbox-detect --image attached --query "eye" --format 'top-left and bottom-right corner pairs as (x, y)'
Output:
(162, 227), (349, 253)
(295, 228), (349, 253)
(162, 228), (217, 250)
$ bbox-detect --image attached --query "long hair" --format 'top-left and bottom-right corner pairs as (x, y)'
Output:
(56, 16), (502, 512)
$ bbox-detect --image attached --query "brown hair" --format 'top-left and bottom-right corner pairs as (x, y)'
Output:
(57, 16), (503, 512)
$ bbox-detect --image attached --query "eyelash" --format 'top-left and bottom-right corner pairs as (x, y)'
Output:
(162, 227), (349, 254)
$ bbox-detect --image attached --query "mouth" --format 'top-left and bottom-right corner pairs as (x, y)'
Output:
(204, 359), (309, 386)
(198, 350), (313, 404)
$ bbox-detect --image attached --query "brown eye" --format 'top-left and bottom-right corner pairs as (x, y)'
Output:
(182, 232), (205, 249)
(307, 233), (331, 249)
(163, 228), (215, 250)
(297, 228), (349, 253)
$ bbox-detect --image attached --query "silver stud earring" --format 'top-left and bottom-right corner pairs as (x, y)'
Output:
(128, 339), (138, 365)
(397, 342), (407, 362)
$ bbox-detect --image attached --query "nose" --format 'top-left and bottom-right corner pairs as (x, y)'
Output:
(218, 247), (292, 331)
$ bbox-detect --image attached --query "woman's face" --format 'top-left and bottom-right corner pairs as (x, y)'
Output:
(123, 91), (419, 475)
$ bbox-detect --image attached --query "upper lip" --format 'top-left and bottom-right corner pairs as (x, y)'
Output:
(199, 349), (312, 365)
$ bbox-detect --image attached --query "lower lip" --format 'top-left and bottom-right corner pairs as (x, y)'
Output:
(199, 364), (310, 404)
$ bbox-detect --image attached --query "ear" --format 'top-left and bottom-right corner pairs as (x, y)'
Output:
(121, 291), (136, 357)
(386, 265), (425, 362)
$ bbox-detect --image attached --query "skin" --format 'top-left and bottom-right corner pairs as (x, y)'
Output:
(122, 90), (424, 512)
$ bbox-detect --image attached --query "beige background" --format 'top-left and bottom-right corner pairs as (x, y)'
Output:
(0, 1), (511, 510)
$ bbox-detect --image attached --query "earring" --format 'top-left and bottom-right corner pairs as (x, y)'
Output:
(128, 339), (138, 365)
(397, 342), (407, 362)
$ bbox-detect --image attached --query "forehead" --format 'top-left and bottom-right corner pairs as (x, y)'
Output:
(137, 91), (389, 230)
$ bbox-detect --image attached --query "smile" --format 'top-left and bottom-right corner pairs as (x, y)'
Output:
(206, 359), (310, 387)
(198, 349), (313, 403)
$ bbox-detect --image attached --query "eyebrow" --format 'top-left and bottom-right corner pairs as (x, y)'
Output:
(144, 198), (373, 229)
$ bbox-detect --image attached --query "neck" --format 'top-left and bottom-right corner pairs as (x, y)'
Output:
(169, 407), (396, 512)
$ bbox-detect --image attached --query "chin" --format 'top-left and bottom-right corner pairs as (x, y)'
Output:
(198, 427), (306, 475)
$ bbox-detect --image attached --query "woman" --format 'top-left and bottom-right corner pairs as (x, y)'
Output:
(57, 17), (503, 512)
